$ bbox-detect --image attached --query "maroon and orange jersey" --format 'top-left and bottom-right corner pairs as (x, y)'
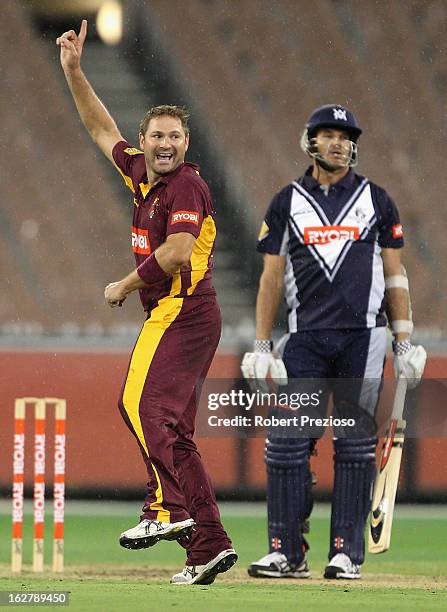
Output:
(112, 141), (216, 311)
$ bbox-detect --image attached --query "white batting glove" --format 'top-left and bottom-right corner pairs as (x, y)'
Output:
(241, 340), (288, 391)
(393, 340), (427, 389)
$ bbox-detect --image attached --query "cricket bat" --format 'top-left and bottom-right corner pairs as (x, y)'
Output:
(368, 376), (407, 554)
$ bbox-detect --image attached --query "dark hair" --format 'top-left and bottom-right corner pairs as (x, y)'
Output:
(139, 105), (190, 136)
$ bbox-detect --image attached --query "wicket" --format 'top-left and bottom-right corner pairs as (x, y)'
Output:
(11, 397), (66, 574)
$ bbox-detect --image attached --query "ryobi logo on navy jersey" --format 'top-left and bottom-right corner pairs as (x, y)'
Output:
(304, 226), (360, 245)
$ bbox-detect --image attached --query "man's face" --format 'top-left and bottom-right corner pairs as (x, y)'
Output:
(313, 127), (353, 170)
(139, 115), (189, 178)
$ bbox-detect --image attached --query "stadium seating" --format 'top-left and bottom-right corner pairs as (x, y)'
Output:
(142, 0), (447, 329)
(3, 0), (447, 335)
(1, 1), (142, 335)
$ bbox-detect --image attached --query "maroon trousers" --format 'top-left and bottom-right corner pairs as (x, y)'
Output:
(118, 295), (232, 564)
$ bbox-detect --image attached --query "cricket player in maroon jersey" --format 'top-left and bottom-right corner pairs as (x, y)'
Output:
(57, 20), (237, 585)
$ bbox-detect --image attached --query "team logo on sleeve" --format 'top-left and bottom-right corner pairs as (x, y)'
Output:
(131, 227), (151, 254)
(170, 211), (199, 225)
(392, 224), (403, 238)
(124, 147), (143, 156)
(258, 221), (269, 241)
(304, 226), (360, 244)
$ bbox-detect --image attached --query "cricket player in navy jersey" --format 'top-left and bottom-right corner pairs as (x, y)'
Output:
(242, 104), (426, 579)
(57, 20), (237, 585)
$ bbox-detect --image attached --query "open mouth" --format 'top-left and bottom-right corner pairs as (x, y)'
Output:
(156, 153), (173, 162)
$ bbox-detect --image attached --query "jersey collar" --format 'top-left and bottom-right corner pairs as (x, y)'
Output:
(301, 166), (356, 192)
(140, 162), (200, 197)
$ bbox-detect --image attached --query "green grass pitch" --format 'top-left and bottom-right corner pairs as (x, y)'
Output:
(0, 502), (446, 610)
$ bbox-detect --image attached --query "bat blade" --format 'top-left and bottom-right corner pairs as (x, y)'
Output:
(368, 417), (406, 553)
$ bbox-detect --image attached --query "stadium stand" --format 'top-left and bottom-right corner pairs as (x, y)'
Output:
(1, 0), (137, 336)
(406, 0), (447, 97)
(139, 0), (447, 329)
(3, 0), (446, 337)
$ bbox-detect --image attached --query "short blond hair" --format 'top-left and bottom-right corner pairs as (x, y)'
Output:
(139, 105), (190, 136)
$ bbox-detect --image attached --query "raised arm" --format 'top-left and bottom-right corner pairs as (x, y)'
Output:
(56, 20), (123, 162)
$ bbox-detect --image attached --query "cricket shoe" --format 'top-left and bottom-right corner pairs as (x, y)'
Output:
(170, 548), (238, 585)
(324, 553), (361, 579)
(247, 552), (310, 578)
(119, 518), (195, 550)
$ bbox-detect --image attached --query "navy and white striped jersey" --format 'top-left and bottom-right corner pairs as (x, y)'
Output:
(257, 168), (404, 332)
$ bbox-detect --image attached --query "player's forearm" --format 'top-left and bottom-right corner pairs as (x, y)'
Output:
(63, 67), (118, 143)
(110, 252), (173, 296)
(136, 237), (194, 287)
(255, 275), (283, 339)
(104, 252), (171, 307)
(153, 241), (190, 274)
(386, 288), (411, 342)
(120, 269), (149, 294)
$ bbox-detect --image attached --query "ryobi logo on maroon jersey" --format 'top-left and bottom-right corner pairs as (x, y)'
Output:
(131, 227), (151, 255)
(304, 226), (360, 245)
(170, 211), (199, 225)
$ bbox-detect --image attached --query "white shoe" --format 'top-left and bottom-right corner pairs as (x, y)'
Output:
(119, 518), (195, 549)
(170, 548), (238, 585)
(324, 553), (361, 579)
(247, 552), (310, 578)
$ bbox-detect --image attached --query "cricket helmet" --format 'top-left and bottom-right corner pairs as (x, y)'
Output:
(300, 104), (362, 167)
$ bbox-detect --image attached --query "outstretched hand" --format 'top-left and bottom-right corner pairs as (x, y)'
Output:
(56, 19), (87, 73)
